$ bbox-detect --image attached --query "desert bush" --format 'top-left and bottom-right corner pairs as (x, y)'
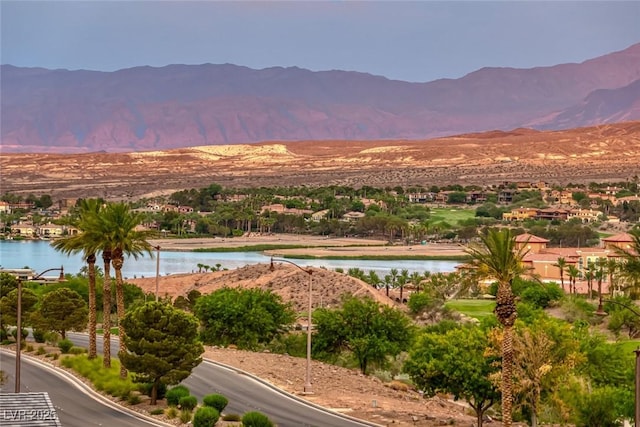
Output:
(166, 385), (190, 406)
(222, 413), (242, 421)
(69, 346), (86, 355)
(58, 338), (73, 353)
(127, 393), (142, 405)
(179, 409), (192, 424)
(203, 393), (228, 412)
(371, 369), (393, 383)
(242, 411), (275, 427)
(25, 344), (34, 352)
(36, 346), (46, 355)
(165, 407), (178, 419)
(61, 355), (137, 398)
(149, 408), (164, 416)
(179, 395), (198, 411)
(193, 406), (220, 427)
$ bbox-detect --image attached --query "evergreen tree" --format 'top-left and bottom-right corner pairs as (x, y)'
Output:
(39, 288), (88, 339)
(119, 301), (204, 404)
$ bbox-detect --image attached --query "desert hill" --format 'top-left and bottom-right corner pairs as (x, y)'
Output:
(2, 43), (640, 153)
(129, 262), (397, 314)
(1, 121), (639, 200)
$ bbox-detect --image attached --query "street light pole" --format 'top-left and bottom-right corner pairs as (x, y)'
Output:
(154, 245), (161, 301)
(15, 266), (65, 393)
(270, 257), (314, 394)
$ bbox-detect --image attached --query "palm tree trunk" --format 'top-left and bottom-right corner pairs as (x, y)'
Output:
(102, 251), (112, 368)
(113, 255), (127, 378)
(501, 324), (514, 427)
(87, 253), (97, 359)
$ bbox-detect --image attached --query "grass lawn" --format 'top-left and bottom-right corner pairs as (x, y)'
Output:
(429, 207), (476, 225)
(445, 299), (496, 319)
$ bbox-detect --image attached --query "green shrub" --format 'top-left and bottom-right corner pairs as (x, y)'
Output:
(36, 346), (46, 355)
(242, 411), (275, 427)
(222, 413), (242, 421)
(0, 328), (7, 341)
(127, 393), (142, 405)
(32, 329), (46, 343)
(179, 395), (198, 411)
(179, 409), (192, 424)
(202, 393), (228, 412)
(44, 332), (60, 345)
(407, 292), (433, 314)
(58, 338), (73, 353)
(166, 385), (190, 406)
(25, 344), (34, 352)
(52, 353), (59, 360)
(150, 408), (164, 416)
(60, 355), (137, 398)
(193, 406), (220, 427)
(69, 346), (86, 355)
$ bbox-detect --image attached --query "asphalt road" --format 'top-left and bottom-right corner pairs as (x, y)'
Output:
(0, 350), (166, 427)
(68, 333), (379, 427)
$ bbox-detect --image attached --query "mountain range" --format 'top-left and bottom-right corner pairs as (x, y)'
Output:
(2, 43), (640, 154)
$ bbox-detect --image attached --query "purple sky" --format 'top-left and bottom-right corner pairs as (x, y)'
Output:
(2, 1), (639, 83)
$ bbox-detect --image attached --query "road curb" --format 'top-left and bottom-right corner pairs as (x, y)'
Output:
(0, 348), (174, 427)
(204, 357), (385, 427)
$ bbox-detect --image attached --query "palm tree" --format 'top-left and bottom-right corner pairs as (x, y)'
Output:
(51, 198), (103, 359)
(366, 271), (381, 289)
(410, 271), (424, 293)
(585, 262), (595, 298)
(607, 258), (620, 296)
(398, 269), (410, 303)
(567, 265), (580, 295)
(466, 228), (528, 427)
(613, 230), (640, 296)
(553, 257), (567, 292)
(100, 202), (153, 378)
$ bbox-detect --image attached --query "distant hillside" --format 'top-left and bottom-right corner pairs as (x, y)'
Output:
(2, 43), (640, 153)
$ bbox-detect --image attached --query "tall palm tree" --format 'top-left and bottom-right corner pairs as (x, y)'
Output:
(553, 257), (567, 292)
(398, 269), (410, 302)
(466, 228), (528, 427)
(607, 258), (620, 296)
(100, 202), (153, 378)
(51, 198), (103, 359)
(567, 265), (580, 295)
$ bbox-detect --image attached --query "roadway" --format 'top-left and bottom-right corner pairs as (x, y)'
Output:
(0, 351), (167, 427)
(68, 333), (379, 427)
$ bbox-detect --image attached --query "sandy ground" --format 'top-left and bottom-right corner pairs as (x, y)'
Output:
(147, 234), (467, 258)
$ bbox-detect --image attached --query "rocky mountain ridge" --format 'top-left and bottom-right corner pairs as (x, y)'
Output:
(2, 43), (640, 153)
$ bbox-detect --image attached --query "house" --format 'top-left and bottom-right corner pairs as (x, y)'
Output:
(602, 232), (635, 252)
(341, 211), (365, 221)
(535, 208), (569, 221)
(311, 209), (330, 221)
(11, 222), (36, 236)
(503, 208), (538, 221)
(566, 209), (603, 223)
(38, 223), (65, 237)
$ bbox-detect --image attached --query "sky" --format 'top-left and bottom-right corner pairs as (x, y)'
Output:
(2, 1), (640, 83)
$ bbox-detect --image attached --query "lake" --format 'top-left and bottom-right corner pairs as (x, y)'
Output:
(0, 240), (460, 279)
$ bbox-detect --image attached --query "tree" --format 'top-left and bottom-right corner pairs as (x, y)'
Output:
(553, 257), (567, 292)
(0, 272), (19, 298)
(466, 228), (528, 427)
(404, 325), (500, 427)
(0, 288), (39, 333)
(39, 288), (88, 339)
(567, 265), (580, 295)
(613, 230), (640, 295)
(195, 287), (295, 349)
(51, 198), (103, 359)
(313, 296), (414, 374)
(99, 202), (153, 377)
(119, 301), (204, 405)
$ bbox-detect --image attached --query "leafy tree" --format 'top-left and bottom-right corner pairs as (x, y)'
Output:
(613, 229), (640, 295)
(404, 325), (499, 427)
(195, 287), (295, 349)
(39, 288), (88, 339)
(0, 272), (19, 298)
(0, 288), (39, 332)
(313, 296), (414, 374)
(119, 301), (204, 404)
(466, 228), (528, 427)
